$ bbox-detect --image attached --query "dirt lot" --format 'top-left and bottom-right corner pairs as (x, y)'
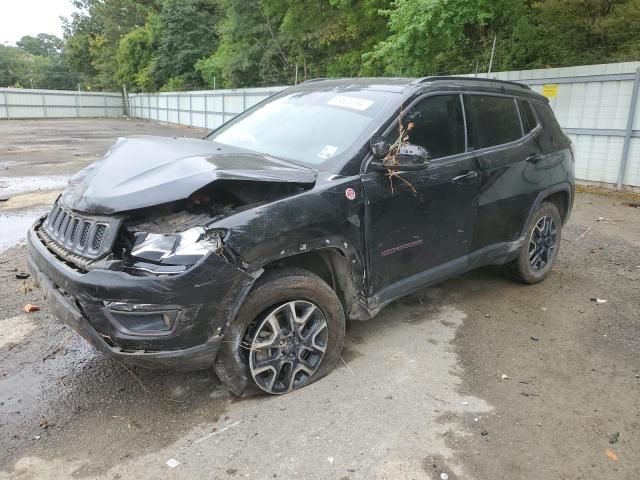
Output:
(0, 119), (638, 479)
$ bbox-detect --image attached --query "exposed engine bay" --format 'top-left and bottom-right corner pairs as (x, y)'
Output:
(37, 178), (313, 277)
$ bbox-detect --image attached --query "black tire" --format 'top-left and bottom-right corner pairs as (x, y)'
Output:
(214, 267), (345, 396)
(505, 202), (562, 284)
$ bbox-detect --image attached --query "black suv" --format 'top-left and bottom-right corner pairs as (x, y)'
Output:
(27, 77), (575, 396)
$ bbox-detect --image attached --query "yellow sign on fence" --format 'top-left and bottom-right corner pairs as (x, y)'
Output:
(542, 84), (559, 98)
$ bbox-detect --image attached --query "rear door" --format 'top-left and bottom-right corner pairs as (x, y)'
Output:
(464, 94), (550, 266)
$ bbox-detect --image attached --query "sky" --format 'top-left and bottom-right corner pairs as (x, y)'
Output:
(0, 0), (76, 45)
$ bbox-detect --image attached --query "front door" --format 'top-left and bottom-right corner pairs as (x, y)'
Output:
(362, 93), (480, 307)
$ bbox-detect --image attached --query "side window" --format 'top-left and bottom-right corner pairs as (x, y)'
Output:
(518, 100), (539, 133)
(465, 95), (523, 149)
(532, 102), (569, 149)
(400, 94), (466, 160)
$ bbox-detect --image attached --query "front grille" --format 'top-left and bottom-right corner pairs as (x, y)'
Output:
(39, 201), (121, 261)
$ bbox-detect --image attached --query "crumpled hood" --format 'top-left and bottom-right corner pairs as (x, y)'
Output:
(61, 136), (317, 214)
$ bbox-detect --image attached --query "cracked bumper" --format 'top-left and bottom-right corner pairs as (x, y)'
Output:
(27, 223), (257, 370)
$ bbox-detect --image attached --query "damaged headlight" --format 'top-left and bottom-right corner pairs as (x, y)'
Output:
(127, 227), (225, 274)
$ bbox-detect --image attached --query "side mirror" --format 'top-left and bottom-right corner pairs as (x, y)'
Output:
(395, 144), (431, 165)
(370, 142), (431, 172)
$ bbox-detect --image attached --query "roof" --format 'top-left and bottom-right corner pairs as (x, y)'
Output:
(296, 76), (540, 99)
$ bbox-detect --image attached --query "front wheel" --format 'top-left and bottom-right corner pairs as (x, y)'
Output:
(505, 202), (562, 284)
(214, 267), (345, 396)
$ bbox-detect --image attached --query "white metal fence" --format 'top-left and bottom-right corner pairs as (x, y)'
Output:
(0, 88), (124, 119)
(128, 87), (286, 130)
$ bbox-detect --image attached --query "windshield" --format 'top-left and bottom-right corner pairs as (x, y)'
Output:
(207, 89), (395, 167)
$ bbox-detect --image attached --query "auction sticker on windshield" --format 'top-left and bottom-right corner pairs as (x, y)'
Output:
(327, 95), (374, 111)
(318, 145), (338, 159)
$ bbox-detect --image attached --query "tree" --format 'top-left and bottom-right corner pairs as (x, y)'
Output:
(116, 19), (158, 91)
(363, 0), (525, 76)
(43, 0), (640, 90)
(196, 0), (288, 88)
(0, 35), (77, 89)
(152, 0), (221, 90)
(16, 34), (64, 58)
(63, 0), (162, 90)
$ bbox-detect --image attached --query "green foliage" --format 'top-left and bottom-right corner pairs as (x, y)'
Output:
(0, 35), (77, 89)
(160, 76), (187, 92)
(16, 34), (64, 58)
(151, 0), (221, 90)
(116, 23), (157, 91)
(4, 0), (639, 91)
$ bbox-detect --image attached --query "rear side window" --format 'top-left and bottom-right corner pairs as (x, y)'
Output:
(401, 94), (466, 160)
(465, 95), (523, 149)
(518, 100), (539, 133)
(532, 102), (569, 149)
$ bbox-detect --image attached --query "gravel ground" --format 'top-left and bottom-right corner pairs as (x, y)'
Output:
(0, 119), (638, 480)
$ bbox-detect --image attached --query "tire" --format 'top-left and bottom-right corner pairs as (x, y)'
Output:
(214, 267), (345, 396)
(504, 202), (562, 284)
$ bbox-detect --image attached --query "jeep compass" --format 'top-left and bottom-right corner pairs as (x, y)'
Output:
(27, 77), (575, 396)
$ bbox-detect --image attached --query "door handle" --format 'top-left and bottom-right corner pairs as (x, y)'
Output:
(451, 170), (479, 183)
(527, 154), (545, 164)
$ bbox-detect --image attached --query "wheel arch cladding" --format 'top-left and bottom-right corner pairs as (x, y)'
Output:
(261, 248), (362, 320)
(544, 190), (570, 224)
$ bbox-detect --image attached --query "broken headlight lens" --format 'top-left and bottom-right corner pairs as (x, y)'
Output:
(129, 227), (225, 270)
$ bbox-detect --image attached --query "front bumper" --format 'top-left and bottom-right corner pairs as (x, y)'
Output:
(27, 222), (257, 370)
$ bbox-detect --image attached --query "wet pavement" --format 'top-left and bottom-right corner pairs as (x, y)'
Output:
(0, 119), (639, 479)
(0, 119), (206, 254)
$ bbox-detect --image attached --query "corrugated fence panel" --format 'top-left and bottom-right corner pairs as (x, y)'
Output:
(0, 88), (123, 119)
(127, 87), (286, 131)
(569, 134), (624, 184)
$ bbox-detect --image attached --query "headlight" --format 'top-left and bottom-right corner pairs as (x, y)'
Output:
(128, 227), (225, 274)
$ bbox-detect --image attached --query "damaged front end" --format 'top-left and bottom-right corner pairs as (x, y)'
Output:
(27, 137), (318, 370)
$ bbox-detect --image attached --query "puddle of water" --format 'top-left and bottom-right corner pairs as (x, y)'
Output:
(0, 161), (20, 170)
(0, 209), (47, 252)
(0, 175), (68, 198)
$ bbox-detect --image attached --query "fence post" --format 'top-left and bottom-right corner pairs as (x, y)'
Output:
(204, 94), (209, 129)
(242, 90), (246, 112)
(221, 91), (225, 124)
(42, 93), (47, 118)
(2, 90), (8, 119)
(103, 94), (108, 117)
(122, 84), (129, 117)
(617, 66), (640, 190)
(189, 93), (193, 126)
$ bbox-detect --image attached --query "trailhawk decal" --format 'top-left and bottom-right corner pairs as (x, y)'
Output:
(381, 239), (424, 257)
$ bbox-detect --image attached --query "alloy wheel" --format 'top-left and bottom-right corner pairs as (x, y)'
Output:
(528, 215), (557, 272)
(247, 300), (328, 394)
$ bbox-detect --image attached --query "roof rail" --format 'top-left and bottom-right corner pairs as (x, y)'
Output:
(299, 77), (349, 85)
(413, 76), (531, 90)
(299, 78), (328, 84)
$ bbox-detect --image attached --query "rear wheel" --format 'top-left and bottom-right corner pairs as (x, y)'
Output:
(214, 268), (345, 396)
(505, 202), (562, 284)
